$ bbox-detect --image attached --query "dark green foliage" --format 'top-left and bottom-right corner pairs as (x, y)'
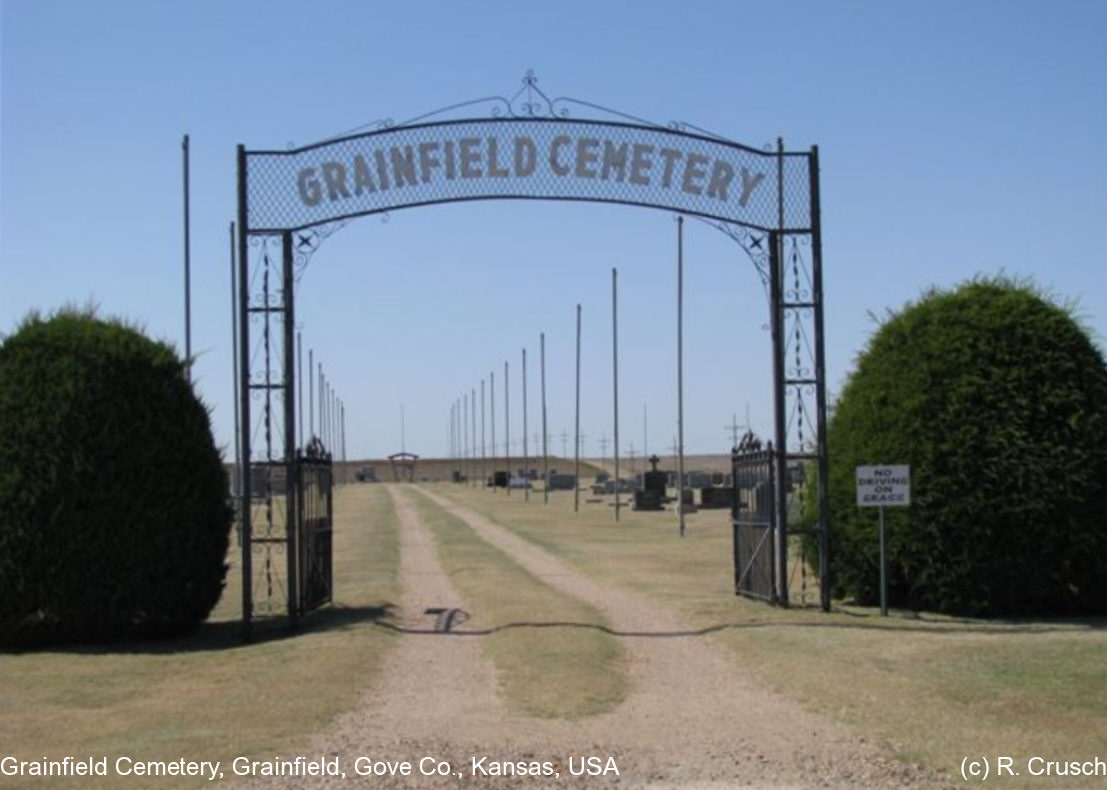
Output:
(0, 309), (231, 645)
(810, 278), (1107, 616)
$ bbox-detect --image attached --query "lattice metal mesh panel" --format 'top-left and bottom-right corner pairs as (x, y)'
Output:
(245, 119), (812, 232)
(780, 153), (815, 231)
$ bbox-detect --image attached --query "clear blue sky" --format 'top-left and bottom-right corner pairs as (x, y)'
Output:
(3, 0), (1105, 462)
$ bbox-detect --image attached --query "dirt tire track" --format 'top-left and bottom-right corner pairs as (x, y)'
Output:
(416, 486), (950, 790)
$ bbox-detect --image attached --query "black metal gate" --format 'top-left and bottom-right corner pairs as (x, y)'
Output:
(297, 450), (333, 615)
(732, 441), (778, 602)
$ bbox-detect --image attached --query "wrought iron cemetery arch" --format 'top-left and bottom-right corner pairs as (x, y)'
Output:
(235, 73), (829, 635)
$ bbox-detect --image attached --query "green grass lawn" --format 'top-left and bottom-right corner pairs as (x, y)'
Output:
(0, 484), (400, 790)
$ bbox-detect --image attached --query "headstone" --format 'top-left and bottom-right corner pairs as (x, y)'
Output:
(699, 487), (734, 508)
(642, 454), (668, 497)
(547, 473), (577, 491)
(634, 456), (666, 511)
(686, 470), (713, 489)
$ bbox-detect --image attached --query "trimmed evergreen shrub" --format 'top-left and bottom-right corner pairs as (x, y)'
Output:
(0, 309), (231, 645)
(811, 278), (1107, 616)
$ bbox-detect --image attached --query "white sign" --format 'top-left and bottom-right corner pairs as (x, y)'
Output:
(856, 465), (910, 507)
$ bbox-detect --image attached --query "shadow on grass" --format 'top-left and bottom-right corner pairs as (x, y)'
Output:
(372, 607), (1107, 638)
(11, 605), (1101, 654)
(1, 602), (398, 656)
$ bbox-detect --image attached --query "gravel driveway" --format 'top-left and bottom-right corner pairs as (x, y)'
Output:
(233, 485), (948, 789)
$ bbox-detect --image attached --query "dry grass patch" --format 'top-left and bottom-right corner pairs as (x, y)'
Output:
(430, 482), (1107, 788)
(406, 487), (627, 719)
(0, 484), (400, 790)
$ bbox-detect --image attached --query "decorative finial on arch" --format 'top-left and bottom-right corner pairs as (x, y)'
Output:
(508, 69), (557, 118)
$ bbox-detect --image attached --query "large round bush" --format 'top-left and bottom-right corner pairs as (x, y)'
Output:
(0, 310), (231, 644)
(817, 279), (1107, 616)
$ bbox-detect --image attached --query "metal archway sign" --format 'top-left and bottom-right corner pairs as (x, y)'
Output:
(234, 74), (830, 636)
(243, 117), (812, 233)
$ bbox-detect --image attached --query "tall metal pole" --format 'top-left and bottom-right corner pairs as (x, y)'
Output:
(318, 373), (325, 451)
(281, 232), (299, 622)
(471, 386), (477, 488)
(297, 332), (303, 450)
(463, 393), (469, 485)
(522, 347), (529, 501)
(612, 267), (620, 522)
(504, 359), (510, 497)
(772, 138), (790, 605)
(574, 303), (582, 512)
(229, 222), (240, 502)
(236, 145), (252, 639)
(677, 215), (686, 537)
(480, 379), (486, 487)
(182, 134), (192, 382)
(490, 372), (496, 488)
(541, 332), (549, 504)
(810, 144), (831, 612)
(769, 229), (788, 606)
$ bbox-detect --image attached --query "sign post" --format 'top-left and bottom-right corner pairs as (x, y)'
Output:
(856, 464), (911, 616)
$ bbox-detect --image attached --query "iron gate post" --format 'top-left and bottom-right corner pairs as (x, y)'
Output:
(731, 445), (740, 594)
(809, 145), (832, 612)
(236, 145), (253, 639)
(282, 231), (299, 624)
(769, 230), (789, 606)
(768, 442), (778, 602)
